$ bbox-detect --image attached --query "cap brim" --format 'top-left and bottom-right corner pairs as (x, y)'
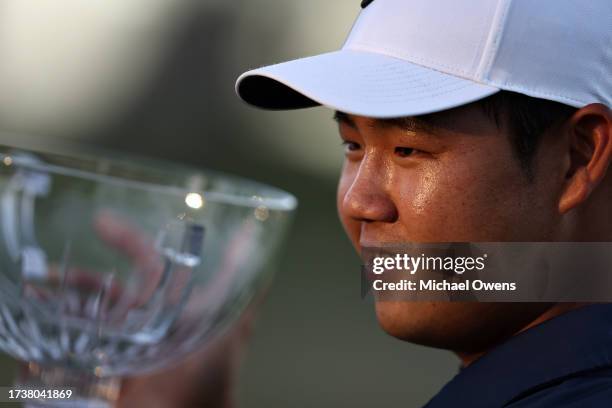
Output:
(236, 50), (500, 118)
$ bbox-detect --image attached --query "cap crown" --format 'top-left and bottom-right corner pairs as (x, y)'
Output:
(344, 0), (612, 107)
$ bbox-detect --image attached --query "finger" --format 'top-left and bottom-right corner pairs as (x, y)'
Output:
(93, 211), (167, 304)
(93, 210), (157, 266)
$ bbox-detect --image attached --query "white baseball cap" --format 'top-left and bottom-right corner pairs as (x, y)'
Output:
(235, 0), (612, 118)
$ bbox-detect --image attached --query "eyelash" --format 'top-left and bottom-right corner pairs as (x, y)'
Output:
(341, 141), (361, 152)
(394, 147), (415, 157)
(341, 141), (418, 158)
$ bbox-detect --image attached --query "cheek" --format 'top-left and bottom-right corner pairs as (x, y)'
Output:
(390, 163), (456, 241)
(393, 143), (541, 241)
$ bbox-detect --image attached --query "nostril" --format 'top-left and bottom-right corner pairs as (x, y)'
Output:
(383, 204), (399, 224)
(387, 207), (399, 223)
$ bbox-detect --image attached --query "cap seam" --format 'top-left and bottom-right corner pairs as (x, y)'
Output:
(476, 0), (513, 80)
(345, 43), (485, 85)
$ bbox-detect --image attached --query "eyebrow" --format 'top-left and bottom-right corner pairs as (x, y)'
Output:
(333, 111), (436, 134)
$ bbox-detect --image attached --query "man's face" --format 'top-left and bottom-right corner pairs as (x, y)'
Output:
(336, 103), (565, 352)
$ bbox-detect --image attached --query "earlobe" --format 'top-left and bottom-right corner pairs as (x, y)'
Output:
(558, 104), (612, 214)
(559, 168), (591, 214)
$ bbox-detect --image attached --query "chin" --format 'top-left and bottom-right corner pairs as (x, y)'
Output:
(373, 301), (551, 353)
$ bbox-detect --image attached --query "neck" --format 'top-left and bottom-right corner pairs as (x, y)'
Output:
(457, 302), (589, 367)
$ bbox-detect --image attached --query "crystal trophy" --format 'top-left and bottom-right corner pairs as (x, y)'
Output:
(0, 145), (296, 407)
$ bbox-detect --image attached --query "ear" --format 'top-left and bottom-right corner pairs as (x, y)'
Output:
(559, 104), (612, 214)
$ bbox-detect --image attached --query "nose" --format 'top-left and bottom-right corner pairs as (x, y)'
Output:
(341, 161), (399, 224)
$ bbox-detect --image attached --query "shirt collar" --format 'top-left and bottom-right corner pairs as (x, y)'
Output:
(424, 304), (612, 408)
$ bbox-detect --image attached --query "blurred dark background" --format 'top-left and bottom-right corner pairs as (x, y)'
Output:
(0, 1), (456, 406)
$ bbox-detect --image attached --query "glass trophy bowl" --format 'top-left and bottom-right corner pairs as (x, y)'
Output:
(0, 145), (297, 407)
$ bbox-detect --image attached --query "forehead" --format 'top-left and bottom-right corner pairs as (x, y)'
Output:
(334, 111), (432, 133)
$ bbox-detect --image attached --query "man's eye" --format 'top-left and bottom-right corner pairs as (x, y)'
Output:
(342, 141), (361, 152)
(394, 147), (415, 157)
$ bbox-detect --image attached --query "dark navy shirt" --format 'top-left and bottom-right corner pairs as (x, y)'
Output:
(424, 304), (612, 407)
